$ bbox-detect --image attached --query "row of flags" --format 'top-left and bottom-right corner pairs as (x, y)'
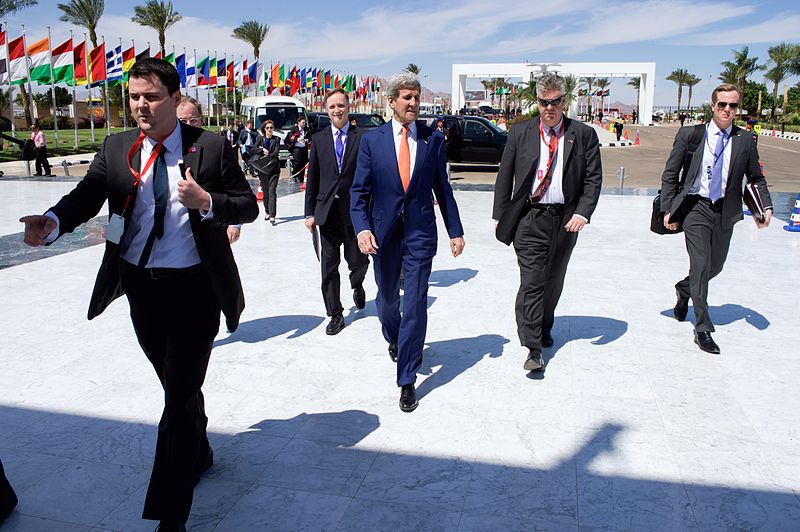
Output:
(0, 29), (382, 100)
(578, 88), (611, 97)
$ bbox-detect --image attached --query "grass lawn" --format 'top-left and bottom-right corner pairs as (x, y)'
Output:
(0, 127), (128, 162)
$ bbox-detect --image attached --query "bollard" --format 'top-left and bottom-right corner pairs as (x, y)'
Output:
(618, 166), (625, 195)
(784, 192), (800, 233)
(25, 160), (31, 176)
(62, 160), (70, 177)
(446, 162), (452, 182)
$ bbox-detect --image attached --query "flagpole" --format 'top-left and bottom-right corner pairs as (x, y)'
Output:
(182, 47), (186, 96)
(214, 50), (220, 132)
(3, 21), (18, 154)
(231, 55), (238, 126)
(205, 49), (210, 129)
(120, 38), (127, 130)
(69, 31), (78, 148)
(46, 27), (60, 150)
(101, 36), (111, 136)
(223, 52), (229, 129)
(85, 33), (95, 147)
(193, 48), (198, 103)
(21, 24), (35, 129)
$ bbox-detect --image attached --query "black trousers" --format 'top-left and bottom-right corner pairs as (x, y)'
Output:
(120, 261), (220, 524)
(0, 459), (18, 521)
(290, 147), (308, 180)
(320, 200), (369, 317)
(513, 206), (578, 350)
(257, 171), (279, 218)
(676, 197), (733, 332)
(34, 146), (51, 175)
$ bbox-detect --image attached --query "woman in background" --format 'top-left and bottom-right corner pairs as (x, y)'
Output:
(251, 120), (281, 225)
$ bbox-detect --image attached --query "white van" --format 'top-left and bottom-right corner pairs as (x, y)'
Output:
(419, 102), (443, 115)
(239, 96), (308, 159)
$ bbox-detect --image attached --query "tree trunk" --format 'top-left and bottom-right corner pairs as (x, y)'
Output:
(687, 87), (693, 115)
(160, 34), (166, 58)
(19, 84), (32, 127)
(771, 81), (780, 120)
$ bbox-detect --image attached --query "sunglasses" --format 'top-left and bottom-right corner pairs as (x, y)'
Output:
(538, 96), (564, 107)
(264, 126), (274, 130)
(716, 101), (738, 110)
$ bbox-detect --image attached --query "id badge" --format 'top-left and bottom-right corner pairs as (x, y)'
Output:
(106, 214), (124, 244)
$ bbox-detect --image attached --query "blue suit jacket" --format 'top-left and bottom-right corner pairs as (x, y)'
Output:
(350, 120), (463, 258)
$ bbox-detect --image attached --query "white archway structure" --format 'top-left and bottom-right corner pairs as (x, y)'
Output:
(452, 62), (656, 125)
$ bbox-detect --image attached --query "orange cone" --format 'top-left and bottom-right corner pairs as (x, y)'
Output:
(256, 184), (263, 202)
(634, 130), (640, 146)
(623, 129), (630, 140)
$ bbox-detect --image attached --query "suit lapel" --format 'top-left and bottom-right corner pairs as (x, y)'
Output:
(562, 117), (575, 169)
(380, 122), (404, 192)
(341, 126), (358, 173)
(410, 123), (430, 188)
(726, 125), (741, 186)
(181, 123), (203, 178)
(516, 118), (540, 198)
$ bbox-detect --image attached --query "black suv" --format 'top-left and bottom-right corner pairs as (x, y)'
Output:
(420, 114), (507, 164)
(307, 112), (385, 134)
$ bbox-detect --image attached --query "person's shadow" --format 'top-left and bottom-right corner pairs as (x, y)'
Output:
(214, 315), (325, 347)
(529, 316), (628, 380)
(660, 303), (769, 330)
(415, 334), (509, 399)
(273, 215), (306, 225)
(428, 268), (478, 288)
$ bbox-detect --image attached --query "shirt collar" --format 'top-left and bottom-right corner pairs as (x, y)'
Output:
(143, 120), (182, 155)
(708, 120), (732, 137)
(332, 123), (350, 136)
(542, 118), (564, 136)
(392, 117), (417, 138)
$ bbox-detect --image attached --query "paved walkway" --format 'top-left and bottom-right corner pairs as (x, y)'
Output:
(1, 184), (799, 531)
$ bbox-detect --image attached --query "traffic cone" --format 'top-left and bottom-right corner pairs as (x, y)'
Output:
(623, 129), (630, 140)
(634, 130), (640, 146)
(256, 184), (263, 202)
(784, 192), (800, 232)
(772, 129), (777, 138)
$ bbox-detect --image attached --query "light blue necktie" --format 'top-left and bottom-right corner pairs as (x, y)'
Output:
(335, 129), (344, 172)
(709, 131), (726, 202)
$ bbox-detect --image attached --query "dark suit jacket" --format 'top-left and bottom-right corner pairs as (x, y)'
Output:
(660, 124), (772, 229)
(250, 134), (280, 177)
(350, 120), (463, 258)
(49, 122), (259, 331)
(492, 116), (602, 245)
(304, 125), (362, 226)
(286, 125), (309, 148)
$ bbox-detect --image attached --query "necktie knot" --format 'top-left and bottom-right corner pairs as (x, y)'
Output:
(549, 127), (557, 138)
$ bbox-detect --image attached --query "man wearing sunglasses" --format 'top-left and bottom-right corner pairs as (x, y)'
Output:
(493, 73), (602, 373)
(660, 83), (772, 355)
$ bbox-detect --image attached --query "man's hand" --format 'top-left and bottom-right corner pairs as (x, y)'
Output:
(450, 236), (465, 257)
(357, 231), (379, 255)
(20, 215), (56, 247)
(305, 216), (316, 232)
(564, 215), (587, 233)
(177, 167), (211, 210)
(755, 209), (772, 229)
(663, 212), (679, 231)
(226, 226), (241, 244)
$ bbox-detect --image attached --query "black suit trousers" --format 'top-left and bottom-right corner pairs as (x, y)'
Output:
(513, 207), (578, 349)
(0, 458), (18, 520)
(676, 197), (733, 332)
(120, 261), (220, 524)
(257, 170), (279, 218)
(319, 199), (369, 317)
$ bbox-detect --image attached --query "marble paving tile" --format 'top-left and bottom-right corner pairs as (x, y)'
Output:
(75, 422), (156, 468)
(685, 482), (800, 531)
(213, 484), (350, 531)
(458, 512), (578, 532)
(335, 498), (461, 532)
(205, 431), (290, 483)
(2, 412), (125, 459)
(0, 513), (95, 531)
(0, 449), (72, 493)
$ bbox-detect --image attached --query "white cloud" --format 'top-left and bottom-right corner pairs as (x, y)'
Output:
(679, 12), (800, 46)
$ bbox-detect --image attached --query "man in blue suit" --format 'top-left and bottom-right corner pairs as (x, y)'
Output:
(351, 72), (465, 412)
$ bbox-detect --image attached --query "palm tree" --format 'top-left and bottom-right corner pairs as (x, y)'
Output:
(720, 46), (765, 105)
(404, 63), (421, 75)
(0, 0), (38, 16)
(764, 43), (800, 119)
(131, 0), (182, 57)
(231, 20), (269, 61)
(666, 68), (689, 118)
(627, 77), (641, 109)
(562, 74), (578, 114)
(57, 0), (104, 48)
(511, 80), (537, 113)
(595, 78), (610, 115)
(581, 76), (595, 118)
(0, 88), (11, 117)
(685, 74), (701, 116)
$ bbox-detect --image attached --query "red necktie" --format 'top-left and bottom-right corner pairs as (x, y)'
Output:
(532, 127), (558, 201)
(399, 125), (410, 191)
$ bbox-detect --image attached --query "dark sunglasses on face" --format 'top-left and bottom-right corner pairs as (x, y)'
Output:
(716, 101), (738, 110)
(538, 96), (563, 107)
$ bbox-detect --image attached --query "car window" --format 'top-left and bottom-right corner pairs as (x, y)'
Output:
(255, 106), (305, 131)
(464, 120), (491, 137)
(351, 114), (384, 128)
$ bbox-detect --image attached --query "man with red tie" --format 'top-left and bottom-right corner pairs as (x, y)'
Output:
(350, 72), (465, 412)
(493, 73), (602, 373)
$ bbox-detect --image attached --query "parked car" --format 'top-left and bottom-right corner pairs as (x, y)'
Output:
(419, 114), (507, 164)
(308, 111), (385, 134)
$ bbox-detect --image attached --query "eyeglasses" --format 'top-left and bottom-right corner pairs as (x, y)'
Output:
(716, 101), (738, 110)
(538, 96), (564, 107)
(264, 126), (274, 130)
(179, 117), (202, 125)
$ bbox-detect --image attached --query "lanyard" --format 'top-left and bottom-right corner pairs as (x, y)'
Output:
(705, 125), (730, 167)
(539, 121), (562, 144)
(124, 131), (164, 214)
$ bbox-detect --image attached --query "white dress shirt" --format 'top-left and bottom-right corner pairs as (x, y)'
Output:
(532, 119), (565, 205)
(120, 122), (206, 268)
(391, 118), (417, 180)
(331, 122), (350, 157)
(687, 121), (732, 198)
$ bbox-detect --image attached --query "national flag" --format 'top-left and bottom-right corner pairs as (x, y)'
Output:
(105, 44), (123, 83)
(52, 38), (73, 84)
(135, 47), (150, 62)
(299, 68), (306, 92)
(154, 51), (162, 59)
(196, 56), (209, 86)
(217, 57), (226, 86)
(257, 62), (265, 92)
(247, 61), (258, 86)
(226, 60), (234, 88)
(186, 53), (196, 87)
(89, 42), (106, 85)
(27, 37), (51, 84)
(73, 40), (87, 85)
(9, 36), (27, 85)
(235, 59), (245, 85)
(175, 53), (186, 87)
(324, 70), (331, 89)
(306, 68), (312, 90)
(122, 46), (135, 72)
(209, 56), (217, 85)
(0, 31), (8, 84)
(164, 52), (174, 65)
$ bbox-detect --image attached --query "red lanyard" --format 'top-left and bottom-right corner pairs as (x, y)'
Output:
(124, 131), (164, 213)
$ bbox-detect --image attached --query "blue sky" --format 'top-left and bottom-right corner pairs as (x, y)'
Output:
(6, 0), (800, 106)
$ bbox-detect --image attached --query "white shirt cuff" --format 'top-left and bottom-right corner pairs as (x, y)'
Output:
(200, 193), (214, 220)
(43, 211), (60, 244)
(574, 214), (588, 223)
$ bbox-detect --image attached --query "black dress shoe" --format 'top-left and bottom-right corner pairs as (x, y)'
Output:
(674, 288), (689, 321)
(388, 343), (398, 362)
(541, 330), (554, 348)
(326, 314), (345, 335)
(353, 285), (366, 309)
(399, 384), (418, 412)
(694, 331), (721, 354)
(155, 521), (187, 532)
(524, 349), (544, 372)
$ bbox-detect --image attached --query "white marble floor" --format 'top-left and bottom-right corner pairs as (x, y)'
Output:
(1, 185), (799, 531)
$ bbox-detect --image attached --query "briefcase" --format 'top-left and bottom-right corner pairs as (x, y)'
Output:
(743, 182), (766, 222)
(651, 193), (682, 235)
